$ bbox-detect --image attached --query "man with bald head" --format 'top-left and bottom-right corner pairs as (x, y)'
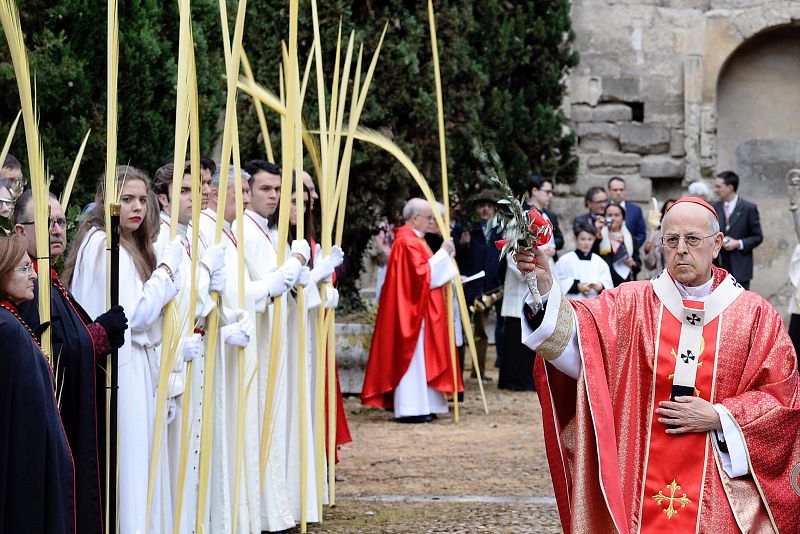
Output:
(362, 198), (463, 423)
(515, 197), (799, 532)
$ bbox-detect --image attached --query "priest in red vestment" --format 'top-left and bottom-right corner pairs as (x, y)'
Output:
(361, 198), (463, 423)
(515, 198), (800, 533)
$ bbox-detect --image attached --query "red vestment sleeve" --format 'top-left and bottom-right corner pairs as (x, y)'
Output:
(717, 298), (800, 533)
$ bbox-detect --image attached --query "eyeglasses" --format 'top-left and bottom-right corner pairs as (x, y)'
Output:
(591, 197), (609, 204)
(19, 218), (68, 229)
(0, 197), (13, 206)
(661, 233), (717, 249)
(14, 262), (34, 274)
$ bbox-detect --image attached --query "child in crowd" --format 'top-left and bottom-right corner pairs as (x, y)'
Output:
(555, 223), (613, 300)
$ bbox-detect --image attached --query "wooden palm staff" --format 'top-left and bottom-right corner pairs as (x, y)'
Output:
(427, 0), (461, 422)
(104, 2), (119, 530)
(195, 1), (248, 532)
(172, 22), (203, 531)
(146, 0), (193, 527)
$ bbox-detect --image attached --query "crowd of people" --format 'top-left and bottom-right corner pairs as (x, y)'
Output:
(360, 171), (798, 530)
(0, 154), (351, 533)
(362, 169), (780, 422)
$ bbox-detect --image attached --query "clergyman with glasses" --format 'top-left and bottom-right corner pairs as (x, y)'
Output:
(12, 189), (128, 533)
(513, 196), (799, 532)
(361, 197), (462, 423)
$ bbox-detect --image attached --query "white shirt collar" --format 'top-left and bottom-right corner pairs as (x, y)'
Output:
(674, 273), (714, 301)
(724, 195), (738, 210)
(246, 208), (271, 232)
(413, 228), (425, 238)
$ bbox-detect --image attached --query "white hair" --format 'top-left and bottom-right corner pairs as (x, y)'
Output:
(402, 197), (429, 222)
(210, 165), (251, 189)
(687, 181), (712, 199)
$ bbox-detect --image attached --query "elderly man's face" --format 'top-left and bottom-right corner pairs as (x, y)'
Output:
(411, 206), (435, 233)
(661, 203), (723, 287)
(14, 197), (67, 261)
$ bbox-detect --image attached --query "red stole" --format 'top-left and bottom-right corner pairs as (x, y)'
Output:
(640, 299), (719, 530)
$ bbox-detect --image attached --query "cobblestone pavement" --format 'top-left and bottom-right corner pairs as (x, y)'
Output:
(306, 351), (562, 533)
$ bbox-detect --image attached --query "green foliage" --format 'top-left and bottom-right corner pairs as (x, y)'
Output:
(0, 0), (226, 206)
(238, 0), (577, 301)
(0, 0), (577, 305)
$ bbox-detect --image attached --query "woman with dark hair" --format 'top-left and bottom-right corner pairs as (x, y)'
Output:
(0, 236), (75, 533)
(63, 166), (181, 533)
(598, 202), (641, 286)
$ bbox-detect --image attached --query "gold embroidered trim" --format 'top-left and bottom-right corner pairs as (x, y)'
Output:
(537, 296), (574, 361)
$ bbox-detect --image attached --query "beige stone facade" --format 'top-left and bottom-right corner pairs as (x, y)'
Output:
(563, 0), (800, 308)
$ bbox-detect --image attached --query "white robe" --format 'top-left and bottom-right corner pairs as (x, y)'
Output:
(155, 215), (215, 534)
(233, 210), (295, 532)
(70, 228), (175, 534)
(554, 250), (614, 301)
(282, 247), (323, 523)
(392, 242), (459, 418)
(195, 208), (274, 534)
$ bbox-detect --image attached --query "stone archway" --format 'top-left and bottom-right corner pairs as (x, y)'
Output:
(715, 24), (800, 302)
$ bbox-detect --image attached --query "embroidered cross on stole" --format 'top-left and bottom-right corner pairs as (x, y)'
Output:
(639, 271), (743, 531)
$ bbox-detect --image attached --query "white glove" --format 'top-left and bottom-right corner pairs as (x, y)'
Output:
(325, 286), (340, 309)
(278, 257), (302, 286)
(221, 310), (254, 347)
(167, 399), (177, 425)
(264, 268), (293, 297)
(200, 243), (225, 273)
(329, 245), (344, 268)
(297, 266), (311, 287)
(160, 237), (185, 273)
(182, 333), (204, 362)
(160, 238), (185, 291)
(310, 254), (335, 284)
(208, 266), (226, 292)
(290, 239), (311, 263)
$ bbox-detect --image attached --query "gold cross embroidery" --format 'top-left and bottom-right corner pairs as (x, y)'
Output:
(652, 479), (691, 519)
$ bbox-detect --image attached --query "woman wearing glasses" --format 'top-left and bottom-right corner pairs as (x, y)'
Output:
(0, 236), (75, 533)
(598, 202), (641, 287)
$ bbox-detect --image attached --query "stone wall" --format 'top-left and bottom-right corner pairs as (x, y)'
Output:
(562, 0), (800, 309)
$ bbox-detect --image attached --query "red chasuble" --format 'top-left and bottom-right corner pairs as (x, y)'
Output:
(535, 267), (800, 533)
(361, 224), (462, 409)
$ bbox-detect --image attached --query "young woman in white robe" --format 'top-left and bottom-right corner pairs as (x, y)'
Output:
(555, 224), (614, 301)
(63, 166), (184, 534)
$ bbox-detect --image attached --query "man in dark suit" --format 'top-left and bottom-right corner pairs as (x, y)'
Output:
(526, 176), (564, 257)
(455, 189), (504, 379)
(573, 187), (609, 256)
(712, 170), (763, 290)
(608, 176), (647, 247)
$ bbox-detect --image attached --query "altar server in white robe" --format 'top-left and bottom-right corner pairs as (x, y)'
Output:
(235, 159), (309, 531)
(555, 222), (613, 301)
(152, 162), (243, 532)
(64, 166), (186, 534)
(194, 165), (284, 533)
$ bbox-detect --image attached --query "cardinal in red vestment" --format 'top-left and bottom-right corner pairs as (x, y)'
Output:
(361, 198), (463, 422)
(516, 198), (800, 533)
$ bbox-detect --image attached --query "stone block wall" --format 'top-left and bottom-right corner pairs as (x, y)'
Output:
(560, 0), (800, 308)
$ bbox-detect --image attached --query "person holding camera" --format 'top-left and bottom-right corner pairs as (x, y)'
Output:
(597, 202), (640, 286)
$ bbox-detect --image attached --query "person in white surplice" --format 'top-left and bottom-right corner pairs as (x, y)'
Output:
(234, 159), (309, 532)
(64, 165), (183, 534)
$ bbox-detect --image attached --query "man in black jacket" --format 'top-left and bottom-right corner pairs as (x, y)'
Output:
(455, 189), (504, 379)
(526, 176), (564, 257)
(14, 190), (128, 534)
(711, 171), (763, 290)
